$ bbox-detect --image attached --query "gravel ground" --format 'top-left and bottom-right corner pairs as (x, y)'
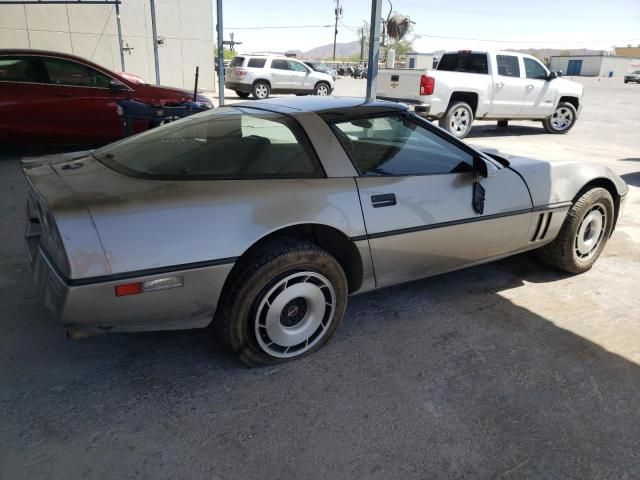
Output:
(1, 77), (639, 479)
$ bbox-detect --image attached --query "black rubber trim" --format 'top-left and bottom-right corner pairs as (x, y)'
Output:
(349, 203), (571, 242)
(51, 253), (238, 287)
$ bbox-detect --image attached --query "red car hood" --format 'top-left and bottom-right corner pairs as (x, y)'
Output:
(129, 83), (195, 107)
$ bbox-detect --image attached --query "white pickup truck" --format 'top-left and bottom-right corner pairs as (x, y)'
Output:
(377, 50), (584, 138)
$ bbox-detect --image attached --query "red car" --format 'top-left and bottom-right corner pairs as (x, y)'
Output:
(0, 49), (212, 145)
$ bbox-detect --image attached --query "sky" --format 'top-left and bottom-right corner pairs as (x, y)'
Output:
(220, 0), (640, 55)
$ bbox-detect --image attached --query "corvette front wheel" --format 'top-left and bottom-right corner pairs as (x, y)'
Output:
(536, 188), (614, 273)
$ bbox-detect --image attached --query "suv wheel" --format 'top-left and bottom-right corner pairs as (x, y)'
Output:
(314, 82), (331, 96)
(252, 81), (270, 100)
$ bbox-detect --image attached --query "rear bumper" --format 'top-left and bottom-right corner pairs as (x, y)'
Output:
(26, 234), (234, 337)
(225, 81), (251, 93)
(377, 96), (432, 117)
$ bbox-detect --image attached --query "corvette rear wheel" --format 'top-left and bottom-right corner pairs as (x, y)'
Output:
(217, 237), (347, 367)
(536, 188), (614, 273)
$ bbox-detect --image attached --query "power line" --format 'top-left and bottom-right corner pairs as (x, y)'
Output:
(411, 33), (640, 45)
(226, 24), (333, 30)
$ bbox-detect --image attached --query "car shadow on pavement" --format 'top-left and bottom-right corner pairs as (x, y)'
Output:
(466, 124), (547, 139)
(2, 150), (639, 479)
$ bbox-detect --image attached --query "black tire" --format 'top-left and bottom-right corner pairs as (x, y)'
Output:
(543, 102), (577, 134)
(624, 80), (628, 84)
(235, 90), (250, 98)
(536, 188), (614, 274)
(439, 101), (474, 139)
(497, 120), (509, 128)
(314, 82), (331, 96)
(251, 81), (270, 100)
(216, 237), (348, 367)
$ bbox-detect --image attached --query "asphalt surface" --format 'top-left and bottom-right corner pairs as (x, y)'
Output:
(1, 77), (639, 479)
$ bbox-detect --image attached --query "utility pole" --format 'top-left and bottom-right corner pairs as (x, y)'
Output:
(216, 0), (224, 105)
(149, 0), (160, 85)
(365, 0), (383, 100)
(360, 27), (364, 62)
(332, 0), (342, 61)
(115, 1), (125, 72)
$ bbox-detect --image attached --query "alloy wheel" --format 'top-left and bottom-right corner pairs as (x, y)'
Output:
(254, 271), (336, 358)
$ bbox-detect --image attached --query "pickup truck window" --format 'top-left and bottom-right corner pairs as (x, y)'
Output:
(332, 115), (474, 176)
(496, 55), (520, 77)
(524, 57), (548, 80)
(437, 53), (488, 74)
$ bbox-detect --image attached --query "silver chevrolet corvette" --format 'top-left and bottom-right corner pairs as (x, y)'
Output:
(24, 97), (628, 366)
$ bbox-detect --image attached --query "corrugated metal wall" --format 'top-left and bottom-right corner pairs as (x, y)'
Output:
(0, 1), (215, 89)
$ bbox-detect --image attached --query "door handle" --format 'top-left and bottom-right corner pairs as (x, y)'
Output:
(371, 193), (396, 208)
(496, 82), (504, 88)
(527, 84), (534, 89)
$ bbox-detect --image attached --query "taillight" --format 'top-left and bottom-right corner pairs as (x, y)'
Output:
(419, 75), (435, 95)
(115, 276), (184, 297)
(235, 69), (248, 77)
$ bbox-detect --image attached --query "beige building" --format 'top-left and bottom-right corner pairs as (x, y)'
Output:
(0, 0), (215, 90)
(615, 46), (640, 58)
(550, 54), (640, 77)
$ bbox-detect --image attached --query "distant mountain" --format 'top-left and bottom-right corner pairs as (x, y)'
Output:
(285, 41), (363, 60)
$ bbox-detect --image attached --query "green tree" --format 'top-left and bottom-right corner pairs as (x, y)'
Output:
(214, 47), (236, 60)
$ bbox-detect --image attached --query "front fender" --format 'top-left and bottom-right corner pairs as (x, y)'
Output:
(506, 156), (627, 207)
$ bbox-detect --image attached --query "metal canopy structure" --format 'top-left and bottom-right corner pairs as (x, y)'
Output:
(0, 0), (128, 73)
(213, 0), (383, 104)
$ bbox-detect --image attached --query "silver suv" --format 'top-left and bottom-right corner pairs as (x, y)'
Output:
(225, 55), (335, 99)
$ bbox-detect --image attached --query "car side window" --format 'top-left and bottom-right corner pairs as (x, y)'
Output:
(524, 57), (548, 80)
(271, 59), (290, 71)
(0, 56), (43, 83)
(42, 57), (112, 88)
(332, 115), (474, 176)
(93, 108), (325, 180)
(247, 58), (266, 68)
(496, 55), (520, 77)
(289, 61), (308, 73)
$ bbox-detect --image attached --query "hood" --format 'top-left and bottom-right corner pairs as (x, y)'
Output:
(129, 83), (213, 107)
(552, 77), (584, 97)
(476, 146), (627, 207)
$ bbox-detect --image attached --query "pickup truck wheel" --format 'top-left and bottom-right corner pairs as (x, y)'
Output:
(536, 188), (614, 273)
(543, 102), (577, 134)
(235, 90), (250, 98)
(440, 102), (474, 139)
(252, 81), (270, 99)
(216, 237), (348, 367)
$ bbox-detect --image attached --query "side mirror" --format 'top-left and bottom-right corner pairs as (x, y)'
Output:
(473, 156), (489, 177)
(109, 80), (129, 91)
(547, 70), (562, 81)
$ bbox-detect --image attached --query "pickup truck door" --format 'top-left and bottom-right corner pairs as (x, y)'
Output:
(521, 57), (557, 117)
(333, 114), (533, 287)
(491, 54), (527, 117)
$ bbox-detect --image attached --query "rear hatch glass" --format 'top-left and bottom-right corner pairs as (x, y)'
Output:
(229, 57), (245, 67)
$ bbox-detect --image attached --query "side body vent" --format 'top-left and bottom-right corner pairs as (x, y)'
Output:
(531, 212), (553, 242)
